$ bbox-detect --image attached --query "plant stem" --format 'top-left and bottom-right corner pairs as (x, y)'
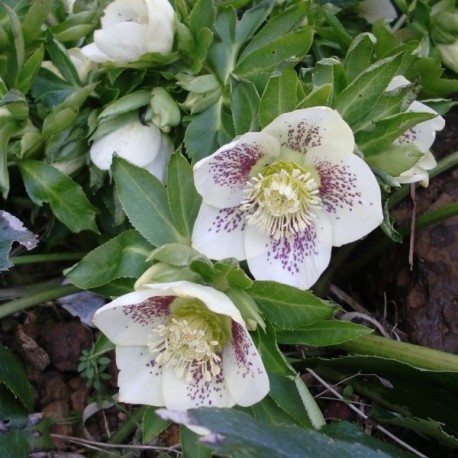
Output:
(338, 334), (458, 372)
(10, 252), (85, 265)
(0, 284), (80, 318)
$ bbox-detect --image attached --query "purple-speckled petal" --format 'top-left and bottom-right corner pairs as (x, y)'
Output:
(116, 345), (164, 406)
(314, 153), (383, 246)
(244, 212), (333, 289)
(192, 202), (247, 261)
(161, 363), (235, 410)
(222, 322), (269, 406)
(193, 132), (279, 208)
(262, 107), (354, 159)
(92, 289), (174, 346)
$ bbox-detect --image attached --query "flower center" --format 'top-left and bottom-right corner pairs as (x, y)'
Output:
(147, 301), (230, 383)
(240, 161), (321, 239)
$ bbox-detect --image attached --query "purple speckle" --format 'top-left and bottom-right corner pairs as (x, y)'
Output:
(285, 121), (323, 154)
(122, 296), (174, 326)
(210, 207), (246, 234)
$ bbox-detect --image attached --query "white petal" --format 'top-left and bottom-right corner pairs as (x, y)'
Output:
(386, 75), (410, 91)
(116, 345), (164, 406)
(81, 42), (110, 64)
(193, 132), (279, 208)
(92, 289), (173, 345)
(145, 0), (175, 22)
(94, 22), (149, 63)
(314, 152), (383, 246)
(90, 120), (164, 171)
(222, 322), (269, 406)
(101, 0), (147, 28)
(262, 107), (355, 162)
(396, 101), (445, 152)
(162, 365), (235, 410)
(244, 212), (333, 289)
(145, 135), (173, 183)
(144, 0), (175, 54)
(192, 203), (247, 261)
(357, 0), (398, 24)
(163, 281), (244, 325)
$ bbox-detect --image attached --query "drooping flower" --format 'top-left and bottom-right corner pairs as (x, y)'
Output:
(387, 76), (446, 186)
(82, 0), (175, 64)
(356, 0), (398, 24)
(92, 281), (269, 411)
(89, 117), (173, 183)
(192, 107), (383, 289)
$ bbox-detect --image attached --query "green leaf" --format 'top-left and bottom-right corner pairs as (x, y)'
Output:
(297, 84), (333, 109)
(276, 320), (373, 346)
(167, 152), (202, 241)
(19, 160), (98, 233)
(334, 53), (403, 126)
(180, 425), (212, 458)
(189, 0), (215, 35)
(142, 408), (170, 444)
(4, 5), (24, 87)
(0, 210), (38, 272)
(175, 407), (395, 457)
(207, 7), (237, 83)
(344, 33), (376, 82)
(64, 230), (153, 289)
(21, 0), (54, 45)
(247, 281), (334, 329)
(234, 28), (314, 83)
(356, 111), (437, 154)
(184, 102), (223, 162)
(148, 243), (199, 266)
(259, 68), (298, 128)
(239, 2), (309, 59)
(269, 373), (314, 428)
(0, 344), (33, 411)
(231, 78), (260, 134)
(98, 90), (151, 122)
(0, 121), (23, 198)
(112, 157), (185, 246)
(365, 143), (424, 177)
(313, 57), (347, 97)
(252, 396), (302, 427)
(16, 44), (44, 94)
(236, 0), (274, 44)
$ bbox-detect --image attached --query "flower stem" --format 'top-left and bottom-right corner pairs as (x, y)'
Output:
(338, 334), (458, 372)
(0, 284), (80, 319)
(10, 252), (85, 265)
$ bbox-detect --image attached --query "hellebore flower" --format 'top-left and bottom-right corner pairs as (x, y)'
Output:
(192, 107), (383, 289)
(89, 117), (174, 183)
(92, 281), (269, 411)
(356, 0), (398, 24)
(82, 0), (175, 64)
(387, 76), (446, 186)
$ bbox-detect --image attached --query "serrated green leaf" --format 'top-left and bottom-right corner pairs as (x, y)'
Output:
(112, 157), (185, 246)
(0, 344), (33, 411)
(247, 281), (334, 329)
(259, 68), (298, 128)
(313, 58), (347, 96)
(142, 408), (170, 444)
(65, 230), (153, 289)
(356, 111), (436, 154)
(189, 0), (215, 35)
(236, 0), (274, 44)
(231, 78), (260, 134)
(297, 83), (333, 109)
(252, 396), (302, 427)
(16, 44), (44, 94)
(184, 102), (222, 162)
(344, 33), (376, 82)
(0, 121), (22, 198)
(147, 243), (199, 266)
(276, 320), (373, 346)
(19, 159), (99, 233)
(167, 152), (202, 241)
(234, 28), (313, 82)
(239, 2), (309, 59)
(181, 407), (395, 457)
(180, 425), (212, 458)
(334, 53), (403, 126)
(207, 7), (237, 83)
(4, 5), (24, 87)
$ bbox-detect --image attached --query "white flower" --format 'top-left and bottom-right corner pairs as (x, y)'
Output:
(387, 76), (446, 186)
(89, 117), (173, 183)
(192, 107), (383, 290)
(437, 41), (458, 74)
(92, 281), (269, 412)
(356, 0), (398, 24)
(82, 0), (175, 64)
(41, 48), (96, 83)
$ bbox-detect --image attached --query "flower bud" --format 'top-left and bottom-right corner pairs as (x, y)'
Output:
(134, 263), (201, 289)
(225, 287), (265, 332)
(437, 40), (458, 73)
(148, 87), (180, 132)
